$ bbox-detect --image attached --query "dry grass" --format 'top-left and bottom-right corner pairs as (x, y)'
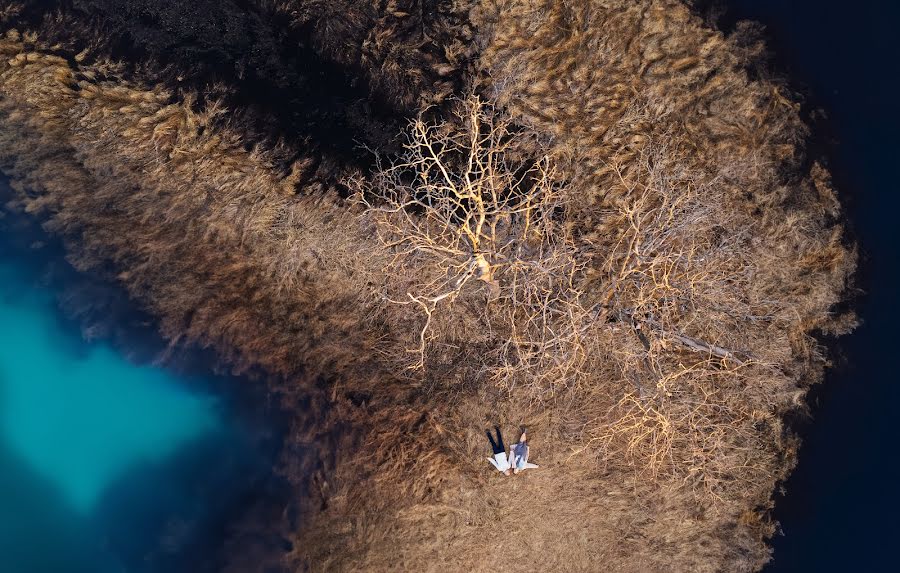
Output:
(0, 1), (858, 571)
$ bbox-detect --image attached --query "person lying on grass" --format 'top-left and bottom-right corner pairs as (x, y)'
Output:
(486, 426), (512, 475)
(510, 427), (539, 474)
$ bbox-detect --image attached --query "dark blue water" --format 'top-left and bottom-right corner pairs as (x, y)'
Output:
(0, 189), (286, 573)
(718, 2), (900, 571)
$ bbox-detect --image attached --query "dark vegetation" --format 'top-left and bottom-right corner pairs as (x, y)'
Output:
(0, 1), (855, 571)
(5, 0), (478, 170)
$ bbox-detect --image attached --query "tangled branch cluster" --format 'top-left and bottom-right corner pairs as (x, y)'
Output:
(598, 149), (759, 359)
(581, 147), (781, 496)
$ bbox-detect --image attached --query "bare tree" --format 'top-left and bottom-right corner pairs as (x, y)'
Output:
(353, 96), (599, 395)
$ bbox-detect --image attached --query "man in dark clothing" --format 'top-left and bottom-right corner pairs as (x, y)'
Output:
(485, 426), (512, 475)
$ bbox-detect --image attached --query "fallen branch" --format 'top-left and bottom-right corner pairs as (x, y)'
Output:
(639, 315), (749, 365)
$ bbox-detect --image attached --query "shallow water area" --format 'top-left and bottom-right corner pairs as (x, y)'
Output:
(0, 201), (282, 572)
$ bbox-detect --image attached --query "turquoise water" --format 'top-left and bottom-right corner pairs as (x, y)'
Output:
(0, 262), (219, 514)
(0, 258), (219, 572)
(0, 229), (274, 572)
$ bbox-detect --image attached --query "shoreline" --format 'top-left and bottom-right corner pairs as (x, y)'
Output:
(714, 2), (899, 570)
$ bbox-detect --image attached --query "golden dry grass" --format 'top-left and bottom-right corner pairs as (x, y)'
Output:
(0, 1), (856, 571)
